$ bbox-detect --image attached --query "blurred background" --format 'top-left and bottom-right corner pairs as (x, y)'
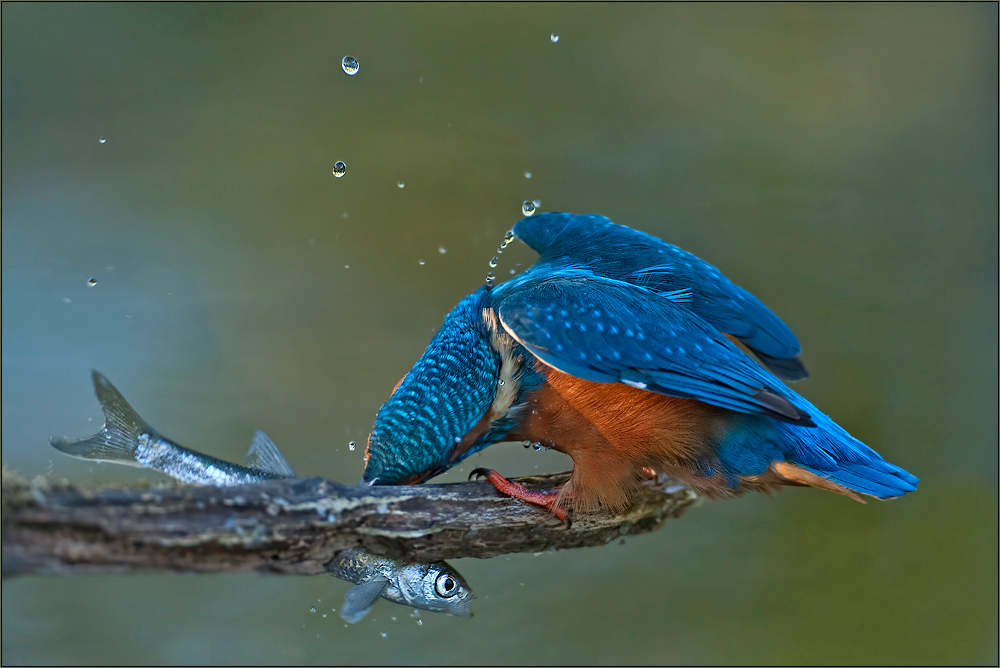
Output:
(2, 3), (996, 665)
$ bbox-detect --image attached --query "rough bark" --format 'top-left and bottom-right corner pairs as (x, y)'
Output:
(1, 468), (697, 577)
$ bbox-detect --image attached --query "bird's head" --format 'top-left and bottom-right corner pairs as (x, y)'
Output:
(361, 289), (502, 486)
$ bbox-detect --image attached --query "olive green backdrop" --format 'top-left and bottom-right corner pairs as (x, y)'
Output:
(2, 3), (996, 665)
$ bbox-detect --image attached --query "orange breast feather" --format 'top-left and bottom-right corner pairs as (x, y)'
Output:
(510, 364), (722, 510)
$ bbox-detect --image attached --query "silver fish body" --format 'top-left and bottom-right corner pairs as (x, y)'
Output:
(51, 371), (474, 624)
(50, 371), (293, 485)
(328, 548), (473, 622)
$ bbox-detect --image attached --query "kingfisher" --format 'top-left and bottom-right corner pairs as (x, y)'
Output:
(361, 212), (918, 522)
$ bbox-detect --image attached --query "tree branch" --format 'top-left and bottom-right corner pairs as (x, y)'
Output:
(1, 468), (697, 577)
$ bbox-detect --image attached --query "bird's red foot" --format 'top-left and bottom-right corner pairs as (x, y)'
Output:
(469, 468), (571, 527)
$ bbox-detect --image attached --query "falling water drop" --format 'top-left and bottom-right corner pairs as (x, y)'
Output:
(348, 441), (356, 451)
(533, 199), (542, 209)
(485, 272), (496, 287)
(524, 171), (532, 179)
(397, 181), (405, 188)
(550, 33), (560, 43)
(504, 230), (515, 245)
(310, 607), (317, 613)
(522, 201), (536, 216)
(332, 161), (347, 177)
(438, 246), (447, 254)
(99, 137), (107, 144)
(489, 256), (498, 268)
(533, 443), (542, 451)
(523, 441), (531, 448)
(87, 278), (97, 287)
(341, 56), (359, 75)
(418, 260), (425, 265)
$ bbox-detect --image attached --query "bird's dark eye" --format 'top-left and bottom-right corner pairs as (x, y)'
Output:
(435, 573), (458, 597)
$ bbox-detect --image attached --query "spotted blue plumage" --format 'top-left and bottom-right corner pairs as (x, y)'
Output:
(492, 269), (812, 423)
(365, 290), (499, 484)
(513, 213), (809, 380)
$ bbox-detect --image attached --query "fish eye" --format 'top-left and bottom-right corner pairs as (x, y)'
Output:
(435, 573), (459, 598)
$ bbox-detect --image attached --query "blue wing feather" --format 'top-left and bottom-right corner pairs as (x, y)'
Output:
(512, 213), (808, 380)
(493, 269), (813, 424)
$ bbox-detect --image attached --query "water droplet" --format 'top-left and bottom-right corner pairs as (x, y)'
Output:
(550, 33), (559, 43)
(509, 269), (516, 274)
(417, 619), (423, 626)
(310, 606), (316, 613)
(438, 246), (447, 254)
(533, 443), (542, 451)
(523, 440), (531, 448)
(504, 230), (515, 244)
(533, 199), (542, 208)
(522, 201), (536, 216)
(349, 441), (356, 451)
(498, 379), (505, 386)
(322, 613), (328, 618)
(411, 610), (420, 617)
(418, 260), (425, 265)
(341, 56), (359, 75)
(392, 616), (397, 621)
(489, 256), (498, 268)
(345, 265), (350, 269)
(397, 181), (405, 188)
(524, 171), (532, 178)
(381, 632), (387, 638)
(485, 272), (496, 287)
(99, 137), (107, 144)
(87, 278), (97, 287)
(332, 161), (347, 177)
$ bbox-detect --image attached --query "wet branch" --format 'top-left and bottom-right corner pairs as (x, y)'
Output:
(1, 469), (697, 577)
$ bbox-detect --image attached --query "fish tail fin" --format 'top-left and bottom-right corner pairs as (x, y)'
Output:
(50, 370), (156, 465)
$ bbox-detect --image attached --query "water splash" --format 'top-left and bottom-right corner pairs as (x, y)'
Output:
(341, 56), (359, 75)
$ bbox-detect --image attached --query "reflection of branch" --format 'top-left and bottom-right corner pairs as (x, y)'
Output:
(1, 469), (697, 577)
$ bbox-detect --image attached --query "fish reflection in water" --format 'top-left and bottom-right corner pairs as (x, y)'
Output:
(51, 370), (474, 623)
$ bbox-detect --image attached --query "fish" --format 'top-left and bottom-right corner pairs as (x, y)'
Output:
(328, 548), (473, 623)
(50, 371), (293, 486)
(51, 370), (475, 623)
